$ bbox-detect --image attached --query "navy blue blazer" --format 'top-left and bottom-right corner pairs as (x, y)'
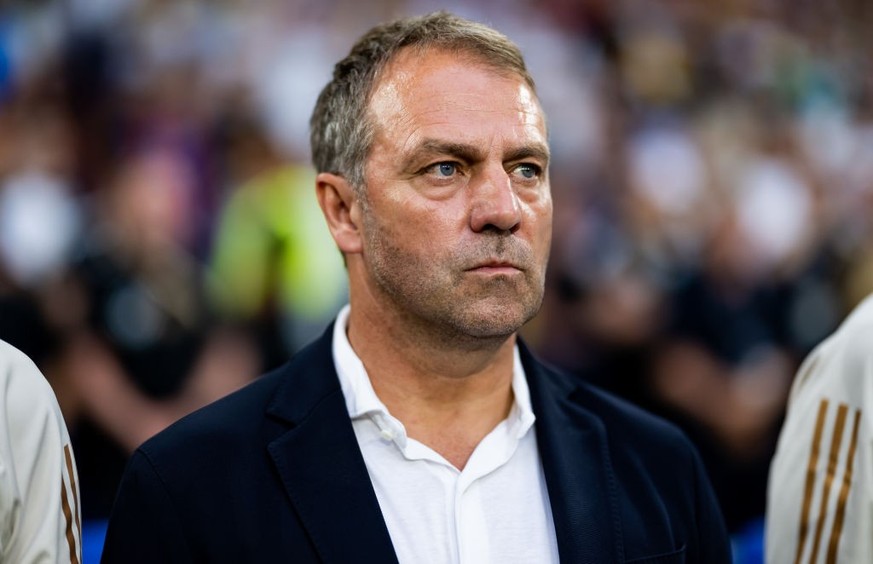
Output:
(101, 326), (730, 563)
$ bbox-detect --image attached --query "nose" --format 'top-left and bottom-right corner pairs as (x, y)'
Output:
(469, 166), (521, 233)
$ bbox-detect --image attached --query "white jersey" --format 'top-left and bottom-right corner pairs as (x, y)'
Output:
(0, 340), (82, 563)
(766, 295), (873, 564)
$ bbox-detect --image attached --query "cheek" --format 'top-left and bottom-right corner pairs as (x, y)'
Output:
(524, 194), (553, 235)
(398, 222), (456, 258)
(539, 201), (553, 240)
(392, 198), (464, 249)
(365, 203), (447, 261)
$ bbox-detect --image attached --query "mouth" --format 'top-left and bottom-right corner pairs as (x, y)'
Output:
(466, 260), (524, 275)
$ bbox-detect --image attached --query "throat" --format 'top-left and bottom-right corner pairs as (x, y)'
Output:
(389, 386), (516, 471)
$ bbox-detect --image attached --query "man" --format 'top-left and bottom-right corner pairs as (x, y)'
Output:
(102, 12), (730, 563)
(766, 294), (873, 563)
(0, 339), (82, 562)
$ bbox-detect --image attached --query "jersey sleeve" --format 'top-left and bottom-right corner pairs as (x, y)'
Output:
(0, 341), (82, 563)
(766, 298), (873, 564)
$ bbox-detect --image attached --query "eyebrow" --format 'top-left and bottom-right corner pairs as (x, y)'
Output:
(403, 139), (550, 171)
(503, 145), (551, 167)
(406, 140), (483, 168)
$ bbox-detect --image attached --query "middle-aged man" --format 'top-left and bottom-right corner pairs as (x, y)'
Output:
(102, 12), (730, 563)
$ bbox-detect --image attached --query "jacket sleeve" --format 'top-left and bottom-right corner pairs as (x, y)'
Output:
(101, 450), (194, 564)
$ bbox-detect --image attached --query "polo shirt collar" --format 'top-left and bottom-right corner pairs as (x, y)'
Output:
(331, 305), (536, 449)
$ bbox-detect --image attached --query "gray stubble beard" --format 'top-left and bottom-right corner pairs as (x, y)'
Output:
(361, 209), (545, 349)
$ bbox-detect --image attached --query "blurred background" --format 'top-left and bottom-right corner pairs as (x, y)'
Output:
(2, 0), (872, 561)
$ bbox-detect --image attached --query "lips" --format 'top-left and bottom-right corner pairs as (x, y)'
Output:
(465, 260), (523, 273)
(461, 241), (533, 273)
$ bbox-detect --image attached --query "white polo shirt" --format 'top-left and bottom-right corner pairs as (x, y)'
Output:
(332, 306), (559, 564)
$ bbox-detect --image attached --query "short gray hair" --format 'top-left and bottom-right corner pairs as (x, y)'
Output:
(309, 11), (536, 192)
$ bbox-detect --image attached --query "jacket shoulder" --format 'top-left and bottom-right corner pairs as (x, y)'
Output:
(136, 328), (337, 471)
(534, 355), (690, 450)
(523, 349), (731, 562)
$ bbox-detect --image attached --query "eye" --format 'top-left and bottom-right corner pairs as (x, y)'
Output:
(430, 162), (457, 177)
(513, 163), (541, 180)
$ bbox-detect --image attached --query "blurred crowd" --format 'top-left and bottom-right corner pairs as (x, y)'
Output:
(1, 0), (872, 553)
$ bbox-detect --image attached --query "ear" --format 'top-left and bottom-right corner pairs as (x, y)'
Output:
(316, 172), (363, 255)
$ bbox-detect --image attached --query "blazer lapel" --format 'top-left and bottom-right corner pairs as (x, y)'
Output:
(521, 343), (624, 564)
(266, 328), (399, 564)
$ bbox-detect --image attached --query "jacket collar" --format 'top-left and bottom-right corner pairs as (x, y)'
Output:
(521, 341), (623, 563)
(265, 324), (399, 564)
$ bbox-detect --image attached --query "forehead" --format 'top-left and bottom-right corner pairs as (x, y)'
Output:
(366, 48), (547, 153)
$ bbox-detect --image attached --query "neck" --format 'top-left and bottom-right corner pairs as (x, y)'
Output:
(347, 300), (517, 470)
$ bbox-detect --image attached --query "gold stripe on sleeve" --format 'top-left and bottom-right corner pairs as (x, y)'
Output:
(808, 403), (848, 564)
(825, 408), (862, 564)
(63, 445), (82, 542)
(60, 477), (80, 564)
(795, 399), (830, 564)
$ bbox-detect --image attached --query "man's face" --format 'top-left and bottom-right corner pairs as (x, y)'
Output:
(357, 48), (552, 341)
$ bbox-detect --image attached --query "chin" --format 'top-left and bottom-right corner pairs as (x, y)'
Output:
(450, 301), (539, 340)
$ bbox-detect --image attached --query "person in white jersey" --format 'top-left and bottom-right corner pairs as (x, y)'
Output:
(102, 12), (730, 563)
(767, 294), (873, 563)
(0, 339), (82, 562)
